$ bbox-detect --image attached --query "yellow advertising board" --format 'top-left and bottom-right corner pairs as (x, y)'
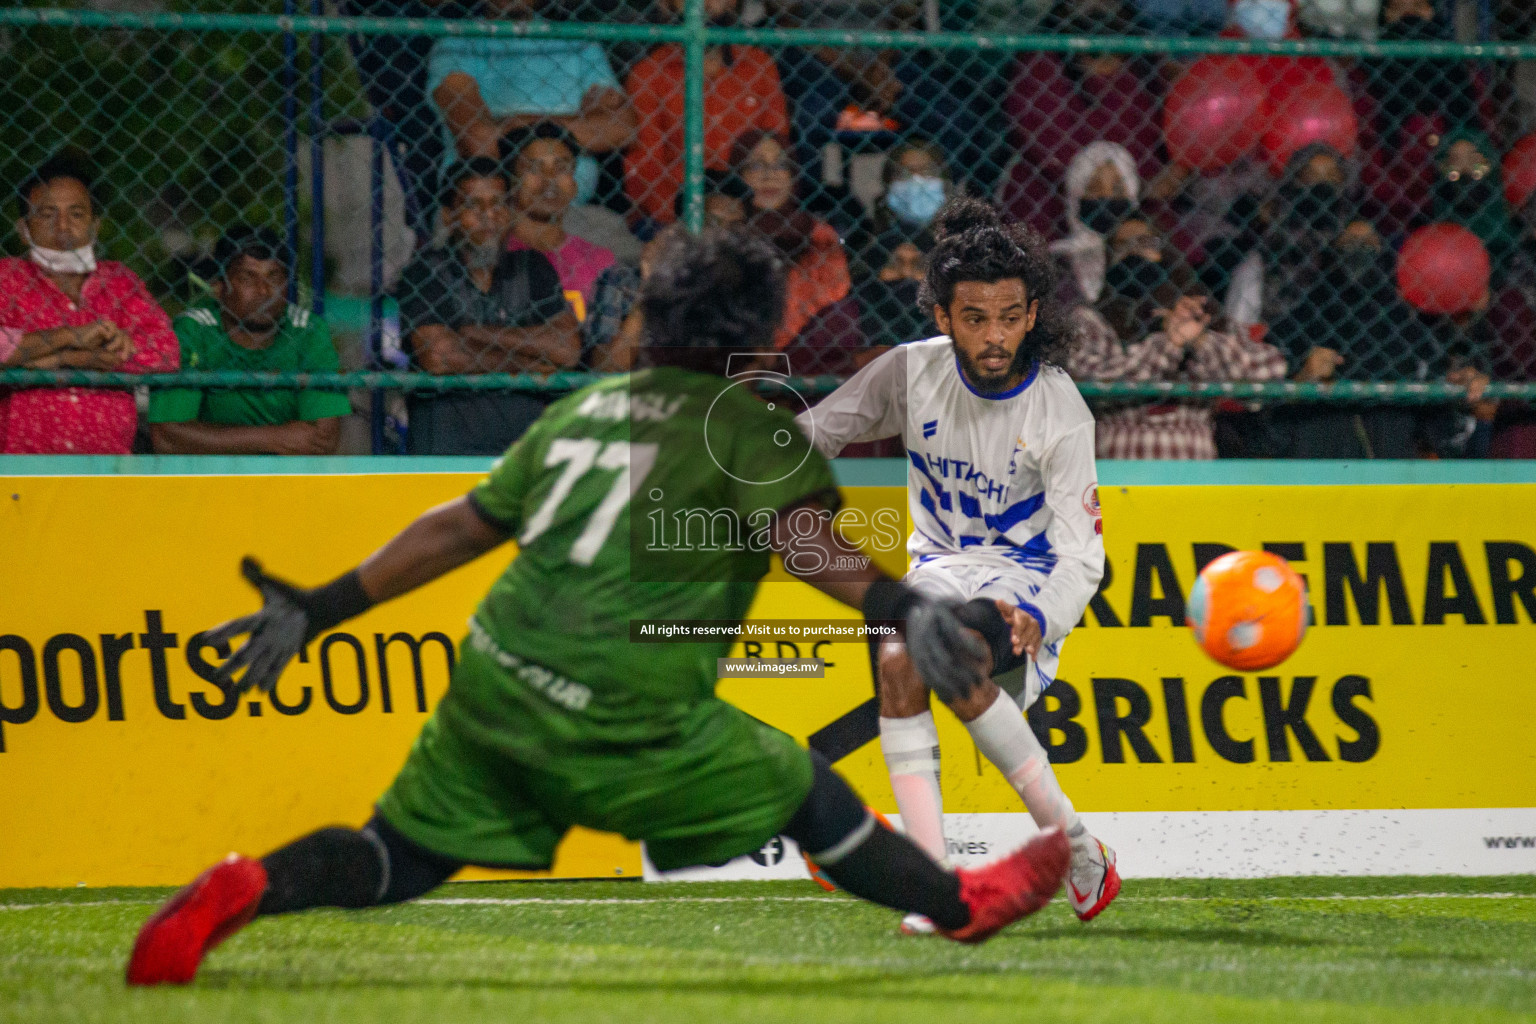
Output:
(1, 465), (1534, 886)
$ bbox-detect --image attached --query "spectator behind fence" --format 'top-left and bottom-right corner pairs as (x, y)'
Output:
(395, 157), (578, 456)
(581, 175), (753, 368)
(854, 221), (936, 356)
(1362, 0), (1482, 236)
(1068, 218), (1286, 459)
(0, 154), (176, 454)
(581, 225), (687, 373)
(342, 0), (460, 243)
(1431, 130), (1520, 277)
(1489, 190), (1536, 456)
(999, 9), (1162, 237)
(846, 139), (952, 280)
(148, 227), (349, 455)
(1051, 141), (1143, 307)
(428, 0), (636, 207)
(1266, 217), (1427, 457)
(1131, 0), (1229, 35)
(1223, 143), (1356, 338)
(1298, 0), (1381, 37)
(695, 170), (750, 228)
(624, 0), (788, 226)
(583, 175), (750, 370)
(502, 124), (618, 321)
(772, 7), (994, 213)
(734, 130), (856, 359)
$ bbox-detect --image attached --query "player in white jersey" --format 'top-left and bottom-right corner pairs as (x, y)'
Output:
(795, 199), (1120, 928)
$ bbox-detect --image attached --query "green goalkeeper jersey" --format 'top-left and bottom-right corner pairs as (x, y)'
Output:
(457, 366), (840, 751)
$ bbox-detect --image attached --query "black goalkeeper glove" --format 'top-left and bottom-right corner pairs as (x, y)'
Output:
(205, 557), (374, 696)
(862, 579), (988, 703)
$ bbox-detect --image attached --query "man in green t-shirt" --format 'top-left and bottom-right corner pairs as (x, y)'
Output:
(125, 229), (1070, 988)
(149, 226), (351, 455)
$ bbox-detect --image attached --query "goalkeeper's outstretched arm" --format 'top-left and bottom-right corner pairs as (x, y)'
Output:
(206, 496), (511, 694)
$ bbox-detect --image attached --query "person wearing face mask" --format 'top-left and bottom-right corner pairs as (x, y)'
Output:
(1225, 144), (1356, 337)
(878, 142), (950, 232)
(1431, 130), (1520, 275)
(0, 152), (178, 455)
(393, 157), (579, 455)
(855, 224), (938, 355)
(1050, 142), (1143, 308)
(623, 0), (789, 226)
(1068, 218), (1286, 459)
(844, 139), (951, 281)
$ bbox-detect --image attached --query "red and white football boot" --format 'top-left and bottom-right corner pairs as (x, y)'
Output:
(1067, 837), (1121, 923)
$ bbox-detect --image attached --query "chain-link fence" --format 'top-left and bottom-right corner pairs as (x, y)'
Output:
(6, 1), (1536, 456)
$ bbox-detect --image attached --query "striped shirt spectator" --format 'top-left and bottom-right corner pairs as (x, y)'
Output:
(1069, 304), (1286, 460)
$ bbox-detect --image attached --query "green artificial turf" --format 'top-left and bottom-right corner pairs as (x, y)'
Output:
(3, 876), (1534, 1023)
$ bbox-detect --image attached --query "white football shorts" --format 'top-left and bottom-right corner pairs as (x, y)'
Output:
(902, 555), (1066, 710)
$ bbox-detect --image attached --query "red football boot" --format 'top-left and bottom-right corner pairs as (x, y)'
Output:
(938, 826), (1069, 944)
(126, 854), (268, 986)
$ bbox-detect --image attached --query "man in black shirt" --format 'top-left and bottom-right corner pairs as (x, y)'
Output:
(395, 157), (579, 455)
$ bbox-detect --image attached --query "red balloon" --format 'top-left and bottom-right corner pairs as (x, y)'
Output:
(1397, 223), (1491, 316)
(1164, 57), (1266, 172)
(1503, 133), (1536, 211)
(1246, 55), (1334, 104)
(1260, 82), (1359, 175)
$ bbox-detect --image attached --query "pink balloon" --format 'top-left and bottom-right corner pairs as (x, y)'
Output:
(1397, 223), (1491, 316)
(1163, 57), (1266, 173)
(1261, 82), (1359, 175)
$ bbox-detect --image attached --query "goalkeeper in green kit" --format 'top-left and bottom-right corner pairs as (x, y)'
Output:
(126, 229), (1070, 987)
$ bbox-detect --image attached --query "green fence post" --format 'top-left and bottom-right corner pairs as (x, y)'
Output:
(682, 0), (706, 233)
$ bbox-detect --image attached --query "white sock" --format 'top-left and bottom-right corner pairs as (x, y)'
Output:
(964, 690), (1097, 868)
(879, 712), (947, 864)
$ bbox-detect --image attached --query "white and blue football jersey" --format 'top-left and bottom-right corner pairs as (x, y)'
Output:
(794, 337), (1105, 646)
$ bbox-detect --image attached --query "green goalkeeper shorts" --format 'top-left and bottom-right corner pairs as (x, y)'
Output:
(375, 644), (814, 872)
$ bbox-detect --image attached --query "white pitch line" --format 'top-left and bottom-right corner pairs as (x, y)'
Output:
(0, 892), (1531, 913)
(417, 892), (1536, 907)
(419, 896), (842, 907)
(1120, 892), (1533, 903)
(0, 900), (158, 911)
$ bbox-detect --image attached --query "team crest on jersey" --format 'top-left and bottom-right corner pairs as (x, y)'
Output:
(1083, 484), (1103, 535)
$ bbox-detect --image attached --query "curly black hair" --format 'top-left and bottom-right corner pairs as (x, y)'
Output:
(640, 226), (787, 354)
(921, 197), (1077, 369)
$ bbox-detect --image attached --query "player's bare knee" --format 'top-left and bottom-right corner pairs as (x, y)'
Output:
(943, 677), (1001, 723)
